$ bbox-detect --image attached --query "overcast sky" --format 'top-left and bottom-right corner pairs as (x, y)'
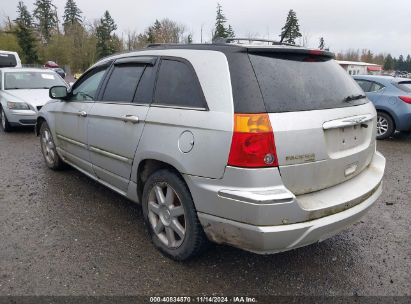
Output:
(1, 0), (410, 57)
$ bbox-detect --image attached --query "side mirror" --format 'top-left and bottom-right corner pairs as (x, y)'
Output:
(49, 86), (68, 99)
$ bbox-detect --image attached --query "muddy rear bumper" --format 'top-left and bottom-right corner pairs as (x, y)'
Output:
(198, 182), (382, 254)
(190, 151), (385, 253)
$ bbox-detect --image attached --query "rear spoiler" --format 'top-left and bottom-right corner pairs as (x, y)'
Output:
(247, 47), (335, 59)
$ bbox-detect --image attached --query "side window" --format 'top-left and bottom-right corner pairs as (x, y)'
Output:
(369, 82), (384, 92)
(355, 80), (372, 92)
(70, 66), (109, 101)
(102, 65), (145, 102)
(154, 59), (206, 109)
(134, 66), (156, 104)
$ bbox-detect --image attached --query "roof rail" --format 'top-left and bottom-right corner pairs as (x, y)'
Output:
(146, 43), (181, 48)
(213, 37), (298, 47)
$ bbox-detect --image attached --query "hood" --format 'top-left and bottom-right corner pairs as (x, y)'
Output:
(2, 89), (52, 107)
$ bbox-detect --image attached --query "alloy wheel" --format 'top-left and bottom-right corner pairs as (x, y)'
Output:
(41, 128), (56, 165)
(377, 115), (389, 137)
(147, 182), (186, 248)
(1, 110), (6, 130)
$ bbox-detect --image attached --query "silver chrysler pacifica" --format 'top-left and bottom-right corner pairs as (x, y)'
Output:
(37, 39), (386, 260)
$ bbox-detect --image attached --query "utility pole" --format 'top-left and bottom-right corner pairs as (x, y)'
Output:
(200, 23), (204, 44)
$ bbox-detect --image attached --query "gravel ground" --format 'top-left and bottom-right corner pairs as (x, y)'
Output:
(0, 128), (410, 296)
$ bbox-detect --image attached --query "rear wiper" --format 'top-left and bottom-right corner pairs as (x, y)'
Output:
(344, 94), (366, 102)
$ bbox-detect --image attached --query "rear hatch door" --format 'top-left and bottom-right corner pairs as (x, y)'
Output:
(249, 51), (377, 195)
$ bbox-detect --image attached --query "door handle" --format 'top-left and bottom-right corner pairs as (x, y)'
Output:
(121, 115), (139, 124)
(77, 111), (87, 117)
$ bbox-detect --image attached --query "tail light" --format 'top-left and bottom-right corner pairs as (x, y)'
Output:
(399, 96), (411, 104)
(228, 113), (278, 168)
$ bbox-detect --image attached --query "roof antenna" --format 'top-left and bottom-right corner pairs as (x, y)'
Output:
(279, 23), (292, 44)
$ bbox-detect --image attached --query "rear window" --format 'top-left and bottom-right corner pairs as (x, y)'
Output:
(395, 81), (411, 93)
(154, 59), (206, 109)
(249, 53), (367, 112)
(0, 53), (17, 68)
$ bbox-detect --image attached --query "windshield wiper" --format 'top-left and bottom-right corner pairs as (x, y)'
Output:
(344, 94), (366, 102)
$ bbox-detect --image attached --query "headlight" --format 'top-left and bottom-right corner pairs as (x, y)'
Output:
(7, 101), (30, 110)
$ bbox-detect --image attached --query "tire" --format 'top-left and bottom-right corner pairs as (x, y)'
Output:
(1, 107), (12, 132)
(39, 121), (66, 170)
(376, 112), (395, 140)
(142, 169), (208, 261)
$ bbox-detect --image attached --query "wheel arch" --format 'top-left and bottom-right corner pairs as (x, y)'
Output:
(376, 108), (397, 130)
(35, 116), (47, 136)
(136, 159), (188, 204)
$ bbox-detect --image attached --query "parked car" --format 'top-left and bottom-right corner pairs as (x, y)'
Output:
(36, 41), (385, 260)
(0, 50), (22, 68)
(44, 61), (59, 68)
(51, 67), (66, 79)
(0, 68), (68, 132)
(353, 75), (411, 139)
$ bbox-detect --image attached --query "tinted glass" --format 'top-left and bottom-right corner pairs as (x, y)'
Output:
(396, 81), (411, 93)
(154, 59), (205, 108)
(249, 53), (367, 112)
(355, 80), (372, 92)
(369, 82), (384, 92)
(134, 66), (156, 104)
(71, 68), (108, 101)
(0, 53), (17, 68)
(4, 71), (66, 90)
(103, 65), (145, 102)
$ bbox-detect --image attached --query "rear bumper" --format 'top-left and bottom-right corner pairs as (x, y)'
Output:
(198, 182), (382, 254)
(396, 112), (411, 131)
(186, 151), (385, 253)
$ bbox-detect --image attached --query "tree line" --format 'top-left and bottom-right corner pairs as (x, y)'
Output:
(0, 0), (194, 73)
(0, 1), (409, 73)
(336, 49), (411, 72)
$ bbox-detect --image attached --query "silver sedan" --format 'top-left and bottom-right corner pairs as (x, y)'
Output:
(0, 68), (67, 132)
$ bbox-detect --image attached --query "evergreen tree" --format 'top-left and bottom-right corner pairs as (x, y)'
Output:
(213, 3), (233, 40)
(213, 3), (226, 39)
(187, 34), (193, 44)
(63, 0), (82, 31)
(15, 1), (38, 63)
(33, 0), (58, 43)
(318, 37), (325, 50)
(406, 55), (411, 72)
(397, 55), (405, 71)
(280, 9), (302, 44)
(96, 11), (118, 58)
(383, 54), (393, 71)
(15, 1), (32, 28)
(227, 25), (235, 38)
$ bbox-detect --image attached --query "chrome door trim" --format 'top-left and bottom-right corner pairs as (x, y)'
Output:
(323, 114), (374, 130)
(57, 147), (128, 197)
(89, 146), (132, 164)
(57, 134), (87, 148)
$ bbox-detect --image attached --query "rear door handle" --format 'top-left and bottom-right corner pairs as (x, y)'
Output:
(78, 111), (87, 117)
(121, 115), (139, 124)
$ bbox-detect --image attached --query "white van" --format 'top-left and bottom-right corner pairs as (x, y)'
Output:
(0, 51), (22, 68)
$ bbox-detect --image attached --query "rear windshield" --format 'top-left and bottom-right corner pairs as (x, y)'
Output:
(249, 53), (367, 112)
(4, 71), (66, 90)
(395, 81), (411, 93)
(0, 53), (17, 68)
